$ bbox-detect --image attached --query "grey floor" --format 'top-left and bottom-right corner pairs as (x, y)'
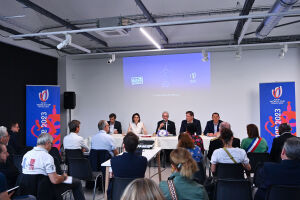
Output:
(82, 166), (173, 200)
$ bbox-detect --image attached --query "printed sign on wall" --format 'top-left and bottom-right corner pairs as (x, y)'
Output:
(260, 82), (296, 152)
(26, 85), (60, 149)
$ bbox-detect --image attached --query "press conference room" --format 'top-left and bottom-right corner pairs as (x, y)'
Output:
(0, 0), (299, 200)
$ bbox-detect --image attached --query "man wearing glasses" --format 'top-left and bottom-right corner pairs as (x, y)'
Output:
(156, 111), (176, 136)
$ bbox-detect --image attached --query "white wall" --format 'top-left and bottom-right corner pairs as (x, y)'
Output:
(59, 48), (300, 140)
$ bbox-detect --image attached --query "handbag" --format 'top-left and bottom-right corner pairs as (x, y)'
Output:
(223, 148), (237, 163)
(167, 177), (178, 200)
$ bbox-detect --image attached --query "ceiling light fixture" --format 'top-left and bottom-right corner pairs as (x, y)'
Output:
(235, 47), (242, 60)
(48, 34), (91, 53)
(107, 54), (116, 64)
(279, 43), (288, 59)
(202, 50), (208, 62)
(140, 27), (161, 50)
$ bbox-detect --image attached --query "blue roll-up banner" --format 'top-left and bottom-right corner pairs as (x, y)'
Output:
(26, 85), (60, 149)
(260, 82), (297, 152)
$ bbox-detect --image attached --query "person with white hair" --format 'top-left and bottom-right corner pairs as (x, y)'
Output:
(21, 133), (86, 200)
(156, 111), (176, 136)
(255, 137), (300, 200)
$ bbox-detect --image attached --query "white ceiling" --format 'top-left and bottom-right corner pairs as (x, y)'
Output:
(0, 0), (300, 55)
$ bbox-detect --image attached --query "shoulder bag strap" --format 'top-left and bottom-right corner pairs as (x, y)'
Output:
(223, 148), (237, 164)
(167, 177), (178, 200)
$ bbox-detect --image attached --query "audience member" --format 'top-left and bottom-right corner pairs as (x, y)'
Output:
(0, 172), (36, 200)
(0, 143), (19, 188)
(179, 111), (202, 135)
(178, 133), (202, 163)
(21, 133), (85, 200)
(121, 178), (165, 200)
(111, 132), (147, 178)
(203, 112), (223, 136)
(128, 113), (148, 135)
(7, 122), (23, 155)
(159, 148), (209, 200)
(254, 137), (300, 200)
(241, 124), (268, 153)
(91, 120), (118, 156)
(156, 111), (176, 136)
(207, 122), (240, 160)
(185, 123), (204, 153)
(63, 120), (89, 152)
(0, 126), (15, 156)
(270, 123), (295, 162)
(107, 113), (122, 134)
(210, 128), (251, 173)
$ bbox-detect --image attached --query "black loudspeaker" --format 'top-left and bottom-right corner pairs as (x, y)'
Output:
(64, 92), (76, 109)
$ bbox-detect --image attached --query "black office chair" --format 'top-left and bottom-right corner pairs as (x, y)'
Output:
(110, 177), (136, 200)
(12, 154), (23, 173)
(247, 152), (269, 173)
(193, 161), (206, 184)
(215, 163), (245, 180)
(68, 158), (102, 200)
(65, 149), (84, 164)
(215, 179), (252, 200)
(265, 185), (300, 200)
(253, 162), (264, 187)
(49, 147), (62, 165)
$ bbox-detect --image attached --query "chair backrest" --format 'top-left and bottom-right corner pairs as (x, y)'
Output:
(111, 177), (136, 200)
(247, 152), (269, 173)
(193, 161), (206, 184)
(266, 185), (300, 200)
(88, 149), (111, 172)
(216, 163), (245, 179)
(65, 149), (84, 161)
(53, 157), (63, 175)
(12, 154), (23, 173)
(215, 179), (252, 200)
(68, 158), (93, 180)
(49, 147), (62, 165)
(17, 174), (56, 200)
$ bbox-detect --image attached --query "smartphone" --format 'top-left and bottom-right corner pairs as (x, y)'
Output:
(7, 186), (19, 194)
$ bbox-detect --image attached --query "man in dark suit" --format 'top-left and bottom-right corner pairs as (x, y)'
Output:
(179, 111), (202, 135)
(156, 111), (176, 136)
(203, 112), (223, 136)
(111, 132), (147, 178)
(107, 113), (122, 134)
(270, 123), (295, 163)
(207, 122), (240, 160)
(254, 137), (300, 200)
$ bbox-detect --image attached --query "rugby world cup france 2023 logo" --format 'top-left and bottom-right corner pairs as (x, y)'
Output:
(39, 89), (49, 102)
(272, 86), (282, 99)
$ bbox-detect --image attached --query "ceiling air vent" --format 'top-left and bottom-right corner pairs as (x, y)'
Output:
(95, 29), (129, 38)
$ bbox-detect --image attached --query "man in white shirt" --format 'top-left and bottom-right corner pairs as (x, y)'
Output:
(91, 120), (118, 156)
(22, 133), (85, 200)
(63, 120), (89, 152)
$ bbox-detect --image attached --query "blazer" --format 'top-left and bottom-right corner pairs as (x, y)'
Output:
(179, 119), (202, 135)
(207, 137), (240, 160)
(155, 120), (176, 136)
(111, 152), (147, 178)
(203, 120), (223, 135)
(254, 160), (300, 200)
(269, 132), (295, 162)
(107, 120), (122, 134)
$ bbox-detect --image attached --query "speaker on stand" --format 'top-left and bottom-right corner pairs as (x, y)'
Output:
(64, 91), (76, 123)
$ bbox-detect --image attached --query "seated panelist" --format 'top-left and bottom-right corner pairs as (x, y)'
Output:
(203, 112), (223, 136)
(107, 113), (122, 134)
(128, 113), (148, 135)
(156, 111), (176, 136)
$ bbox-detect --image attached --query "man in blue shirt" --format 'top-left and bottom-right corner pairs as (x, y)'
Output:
(91, 120), (118, 156)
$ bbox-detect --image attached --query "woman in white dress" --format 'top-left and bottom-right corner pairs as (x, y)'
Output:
(128, 113), (148, 135)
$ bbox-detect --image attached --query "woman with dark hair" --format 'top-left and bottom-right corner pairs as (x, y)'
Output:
(210, 128), (251, 173)
(186, 123), (205, 153)
(159, 148), (208, 200)
(127, 113), (148, 135)
(241, 124), (268, 153)
(178, 133), (203, 162)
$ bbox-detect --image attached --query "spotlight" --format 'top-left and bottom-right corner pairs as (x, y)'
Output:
(235, 47), (242, 60)
(202, 50), (208, 62)
(279, 44), (288, 59)
(107, 54), (116, 64)
(57, 34), (71, 49)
